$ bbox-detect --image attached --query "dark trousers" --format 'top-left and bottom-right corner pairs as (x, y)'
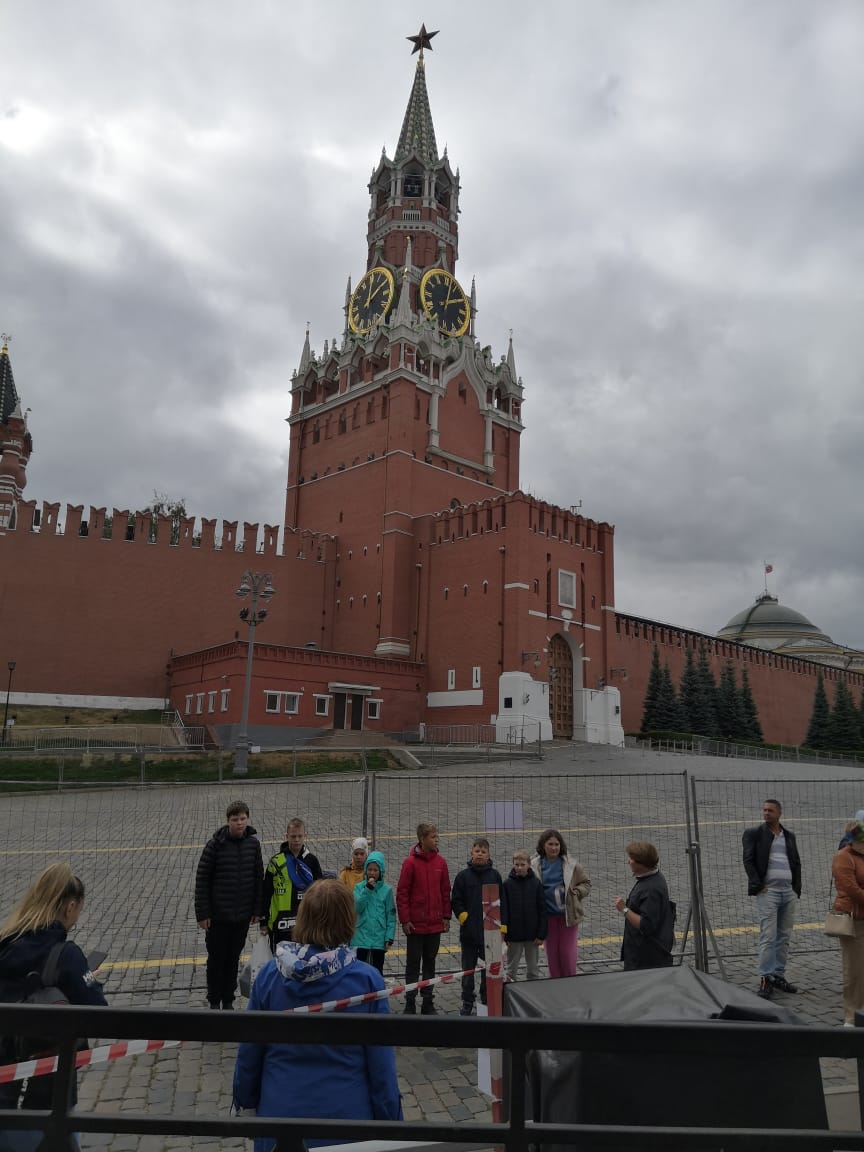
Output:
(356, 947), (386, 974)
(205, 919), (249, 1007)
(405, 932), (441, 1003)
(461, 942), (486, 1006)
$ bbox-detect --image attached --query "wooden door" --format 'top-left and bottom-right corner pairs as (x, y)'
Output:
(549, 633), (573, 738)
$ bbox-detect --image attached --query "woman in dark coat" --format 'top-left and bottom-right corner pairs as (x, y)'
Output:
(0, 863), (106, 1151)
(613, 841), (675, 971)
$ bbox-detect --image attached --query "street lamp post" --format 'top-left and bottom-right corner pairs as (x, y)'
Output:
(2, 661), (15, 746)
(233, 572), (275, 776)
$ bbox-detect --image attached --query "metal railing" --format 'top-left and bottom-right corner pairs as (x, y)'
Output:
(1, 1003), (862, 1149)
(425, 724), (499, 745)
(0, 724), (206, 754)
(641, 736), (863, 768)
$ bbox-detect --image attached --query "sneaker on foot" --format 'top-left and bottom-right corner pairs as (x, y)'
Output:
(420, 1000), (438, 1015)
(459, 1002), (474, 1016)
(771, 976), (798, 994)
(403, 1000), (417, 1015)
(757, 977), (773, 999)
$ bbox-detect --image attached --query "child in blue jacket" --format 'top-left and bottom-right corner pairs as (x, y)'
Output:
(352, 849), (396, 974)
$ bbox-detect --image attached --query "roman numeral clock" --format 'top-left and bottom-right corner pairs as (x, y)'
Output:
(349, 267), (396, 335)
(419, 268), (470, 337)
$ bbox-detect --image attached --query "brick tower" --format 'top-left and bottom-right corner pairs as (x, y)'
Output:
(0, 338), (32, 534)
(285, 29), (525, 660)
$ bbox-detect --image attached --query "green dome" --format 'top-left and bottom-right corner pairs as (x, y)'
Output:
(718, 594), (830, 646)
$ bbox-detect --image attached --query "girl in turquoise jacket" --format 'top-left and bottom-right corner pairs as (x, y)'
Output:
(352, 850), (396, 974)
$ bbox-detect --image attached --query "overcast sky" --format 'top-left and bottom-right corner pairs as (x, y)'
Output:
(2, 1), (863, 648)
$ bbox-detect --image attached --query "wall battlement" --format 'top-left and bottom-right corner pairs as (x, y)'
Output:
(8, 500), (336, 559)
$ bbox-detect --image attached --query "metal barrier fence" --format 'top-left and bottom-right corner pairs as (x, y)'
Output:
(0, 724), (206, 753)
(1, 1002), (862, 1149)
(691, 775), (863, 962)
(372, 771), (692, 968)
(0, 769), (859, 999)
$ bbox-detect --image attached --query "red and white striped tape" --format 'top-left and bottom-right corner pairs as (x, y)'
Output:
(0, 963), (493, 1085)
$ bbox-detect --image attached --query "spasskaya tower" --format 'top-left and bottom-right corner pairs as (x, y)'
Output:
(285, 26), (525, 659)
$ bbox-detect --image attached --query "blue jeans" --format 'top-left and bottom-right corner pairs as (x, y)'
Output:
(756, 887), (796, 978)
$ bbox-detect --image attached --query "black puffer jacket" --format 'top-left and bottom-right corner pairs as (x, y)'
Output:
(194, 824), (264, 922)
(0, 922), (106, 1111)
(451, 859), (503, 947)
(501, 869), (548, 943)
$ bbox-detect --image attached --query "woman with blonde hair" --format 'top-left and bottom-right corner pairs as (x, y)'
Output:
(0, 863), (106, 1151)
(233, 878), (402, 1149)
(832, 819), (864, 1025)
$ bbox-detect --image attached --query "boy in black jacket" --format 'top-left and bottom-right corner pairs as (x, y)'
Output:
(194, 799), (263, 1009)
(451, 837), (502, 1016)
(501, 848), (547, 980)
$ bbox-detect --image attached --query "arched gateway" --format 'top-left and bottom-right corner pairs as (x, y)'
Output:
(549, 633), (573, 738)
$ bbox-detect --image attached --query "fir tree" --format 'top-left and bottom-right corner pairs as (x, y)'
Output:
(827, 680), (862, 752)
(739, 665), (763, 743)
(717, 662), (746, 740)
(678, 647), (699, 734)
(689, 646), (720, 738)
(805, 675), (831, 749)
(640, 647), (663, 733)
(657, 663), (685, 731)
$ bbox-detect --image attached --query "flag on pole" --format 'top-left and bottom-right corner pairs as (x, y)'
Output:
(764, 564), (773, 574)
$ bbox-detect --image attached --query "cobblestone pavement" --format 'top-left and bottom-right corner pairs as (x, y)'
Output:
(0, 741), (861, 1147)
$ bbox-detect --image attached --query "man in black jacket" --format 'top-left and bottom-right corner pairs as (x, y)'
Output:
(195, 799), (263, 1009)
(742, 798), (801, 999)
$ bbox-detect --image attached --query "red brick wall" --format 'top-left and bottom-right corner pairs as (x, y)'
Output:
(0, 503), (328, 698)
(610, 613), (864, 746)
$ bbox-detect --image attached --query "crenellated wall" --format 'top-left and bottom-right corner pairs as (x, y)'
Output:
(611, 611), (864, 746)
(0, 501), (331, 700)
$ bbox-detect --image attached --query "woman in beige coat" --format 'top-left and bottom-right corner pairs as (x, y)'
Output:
(832, 819), (864, 1025)
(530, 828), (590, 977)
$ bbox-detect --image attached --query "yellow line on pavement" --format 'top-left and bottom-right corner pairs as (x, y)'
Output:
(0, 815), (841, 857)
(99, 923), (827, 972)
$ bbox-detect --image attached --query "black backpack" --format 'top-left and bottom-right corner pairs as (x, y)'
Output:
(15, 941), (70, 1060)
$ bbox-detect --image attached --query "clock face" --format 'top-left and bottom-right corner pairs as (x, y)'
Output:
(419, 269), (470, 337)
(349, 267), (395, 335)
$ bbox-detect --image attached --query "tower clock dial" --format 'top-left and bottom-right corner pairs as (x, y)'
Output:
(419, 268), (470, 337)
(349, 266), (396, 335)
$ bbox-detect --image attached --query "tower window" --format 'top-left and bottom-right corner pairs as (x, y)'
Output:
(404, 172), (422, 197)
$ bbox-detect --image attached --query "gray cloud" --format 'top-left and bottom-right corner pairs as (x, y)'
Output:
(1, 0), (863, 650)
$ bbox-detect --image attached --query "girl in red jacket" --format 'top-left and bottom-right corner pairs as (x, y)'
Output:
(396, 822), (451, 1014)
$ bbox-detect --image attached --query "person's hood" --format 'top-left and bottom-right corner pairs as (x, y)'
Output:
(412, 844), (438, 860)
(0, 922), (67, 980)
(274, 940), (355, 983)
(213, 823), (258, 842)
(364, 850), (386, 880)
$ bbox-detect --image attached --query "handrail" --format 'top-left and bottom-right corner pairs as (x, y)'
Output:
(0, 1003), (861, 1148)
